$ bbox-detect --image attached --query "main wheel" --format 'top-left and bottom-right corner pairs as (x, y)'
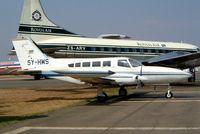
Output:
(165, 91), (173, 99)
(119, 87), (127, 97)
(97, 92), (108, 102)
(34, 74), (41, 80)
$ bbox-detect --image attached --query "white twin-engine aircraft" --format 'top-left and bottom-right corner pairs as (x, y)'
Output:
(12, 39), (191, 102)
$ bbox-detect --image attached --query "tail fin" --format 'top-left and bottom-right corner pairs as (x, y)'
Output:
(18, 0), (79, 41)
(12, 39), (51, 70)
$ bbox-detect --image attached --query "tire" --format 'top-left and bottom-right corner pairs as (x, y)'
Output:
(165, 91), (173, 99)
(119, 87), (127, 97)
(34, 74), (41, 80)
(97, 92), (108, 102)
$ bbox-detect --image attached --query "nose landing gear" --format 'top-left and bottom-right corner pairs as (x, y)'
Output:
(165, 90), (173, 99)
(165, 86), (173, 99)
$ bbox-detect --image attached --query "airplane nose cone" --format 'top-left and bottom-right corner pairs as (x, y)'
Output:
(187, 72), (192, 77)
(141, 66), (192, 83)
(172, 68), (192, 78)
(184, 71), (192, 78)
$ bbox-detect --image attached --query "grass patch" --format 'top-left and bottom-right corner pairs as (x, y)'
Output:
(0, 115), (47, 126)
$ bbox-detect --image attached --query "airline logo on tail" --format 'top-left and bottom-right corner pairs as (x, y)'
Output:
(32, 10), (42, 21)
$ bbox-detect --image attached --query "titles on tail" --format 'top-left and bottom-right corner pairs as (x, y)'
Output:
(12, 39), (51, 70)
(18, 0), (80, 41)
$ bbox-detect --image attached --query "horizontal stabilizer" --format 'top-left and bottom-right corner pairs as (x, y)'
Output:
(41, 71), (85, 85)
(50, 76), (85, 85)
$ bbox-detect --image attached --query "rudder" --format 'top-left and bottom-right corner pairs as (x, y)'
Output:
(12, 39), (50, 70)
(18, 0), (79, 41)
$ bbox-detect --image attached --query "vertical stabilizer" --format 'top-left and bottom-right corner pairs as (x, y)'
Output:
(12, 39), (51, 70)
(20, 0), (56, 26)
(18, 0), (79, 41)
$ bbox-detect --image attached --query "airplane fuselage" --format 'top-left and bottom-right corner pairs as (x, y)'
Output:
(16, 0), (200, 62)
(0, 61), (21, 75)
(30, 57), (190, 86)
(18, 32), (199, 61)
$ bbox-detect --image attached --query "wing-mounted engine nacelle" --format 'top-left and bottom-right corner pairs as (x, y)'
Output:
(185, 68), (197, 82)
(108, 73), (147, 86)
(189, 68), (197, 82)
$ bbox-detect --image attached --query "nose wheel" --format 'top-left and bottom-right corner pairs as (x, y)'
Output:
(165, 90), (173, 99)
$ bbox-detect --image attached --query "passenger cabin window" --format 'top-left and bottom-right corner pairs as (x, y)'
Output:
(128, 59), (142, 67)
(68, 63), (74, 68)
(118, 60), (130, 68)
(92, 61), (101, 67)
(103, 61), (111, 67)
(75, 63), (81, 67)
(82, 62), (90, 67)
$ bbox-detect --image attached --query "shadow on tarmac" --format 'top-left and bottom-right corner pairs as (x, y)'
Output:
(26, 96), (93, 102)
(86, 90), (200, 105)
(86, 92), (153, 105)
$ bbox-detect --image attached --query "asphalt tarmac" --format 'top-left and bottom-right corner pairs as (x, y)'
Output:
(0, 76), (77, 89)
(1, 77), (200, 134)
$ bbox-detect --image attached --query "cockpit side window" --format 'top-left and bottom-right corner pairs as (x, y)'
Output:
(128, 59), (142, 67)
(118, 59), (130, 68)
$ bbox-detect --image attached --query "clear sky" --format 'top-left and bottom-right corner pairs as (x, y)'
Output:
(0, 0), (200, 61)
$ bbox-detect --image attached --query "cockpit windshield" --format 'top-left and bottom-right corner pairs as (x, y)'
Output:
(128, 59), (142, 67)
(118, 59), (130, 68)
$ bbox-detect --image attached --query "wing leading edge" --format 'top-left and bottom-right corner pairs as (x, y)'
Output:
(143, 51), (200, 69)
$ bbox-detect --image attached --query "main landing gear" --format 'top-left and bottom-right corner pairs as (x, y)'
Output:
(97, 86), (128, 102)
(34, 74), (42, 80)
(34, 74), (48, 80)
(97, 86), (108, 102)
(119, 86), (127, 97)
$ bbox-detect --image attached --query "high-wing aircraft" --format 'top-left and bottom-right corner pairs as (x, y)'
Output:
(11, 0), (200, 81)
(12, 39), (191, 102)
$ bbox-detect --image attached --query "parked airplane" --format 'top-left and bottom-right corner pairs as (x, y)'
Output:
(0, 61), (21, 75)
(12, 38), (191, 102)
(0, 61), (46, 80)
(12, 0), (200, 81)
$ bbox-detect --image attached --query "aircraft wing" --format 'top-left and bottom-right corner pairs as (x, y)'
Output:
(49, 75), (116, 85)
(42, 71), (116, 85)
(143, 51), (200, 69)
